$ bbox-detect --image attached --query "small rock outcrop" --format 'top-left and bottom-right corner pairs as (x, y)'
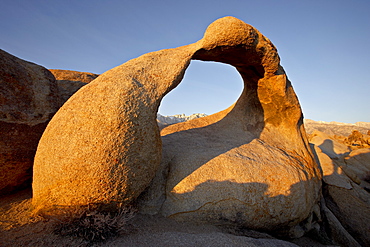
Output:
(0, 49), (60, 195)
(32, 16), (321, 237)
(49, 69), (99, 104)
(346, 130), (370, 148)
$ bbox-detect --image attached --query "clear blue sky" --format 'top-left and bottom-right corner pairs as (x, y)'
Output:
(1, 0), (369, 123)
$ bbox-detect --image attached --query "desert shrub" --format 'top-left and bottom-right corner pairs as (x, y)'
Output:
(53, 207), (135, 244)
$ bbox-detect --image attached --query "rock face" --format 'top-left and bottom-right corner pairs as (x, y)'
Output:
(344, 148), (370, 184)
(49, 69), (99, 83)
(310, 132), (370, 246)
(309, 131), (350, 159)
(33, 16), (321, 236)
(49, 69), (99, 105)
(0, 49), (60, 195)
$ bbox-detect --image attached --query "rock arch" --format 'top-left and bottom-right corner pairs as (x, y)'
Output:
(33, 17), (321, 233)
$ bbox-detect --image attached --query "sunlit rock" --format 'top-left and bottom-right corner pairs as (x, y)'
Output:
(139, 17), (322, 235)
(0, 49), (60, 195)
(33, 38), (195, 214)
(312, 134), (370, 246)
(309, 130), (350, 159)
(49, 69), (99, 104)
(33, 17), (321, 236)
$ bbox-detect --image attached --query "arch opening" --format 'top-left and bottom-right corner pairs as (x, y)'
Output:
(158, 60), (243, 119)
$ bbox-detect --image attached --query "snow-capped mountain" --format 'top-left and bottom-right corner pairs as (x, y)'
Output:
(157, 114), (369, 136)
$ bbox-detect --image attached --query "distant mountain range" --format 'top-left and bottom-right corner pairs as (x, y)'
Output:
(304, 119), (370, 136)
(157, 113), (207, 125)
(157, 114), (370, 136)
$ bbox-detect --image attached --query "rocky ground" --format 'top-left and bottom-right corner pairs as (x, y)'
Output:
(1, 17), (369, 246)
(0, 188), (332, 247)
(1, 120), (369, 246)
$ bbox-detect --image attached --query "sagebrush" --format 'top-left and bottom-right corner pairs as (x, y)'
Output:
(53, 207), (135, 243)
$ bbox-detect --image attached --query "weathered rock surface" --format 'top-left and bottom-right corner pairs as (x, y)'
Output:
(0, 49), (60, 195)
(32, 41), (195, 213)
(139, 17), (322, 236)
(346, 130), (370, 148)
(49, 69), (99, 83)
(312, 145), (352, 190)
(309, 131), (350, 159)
(33, 17), (321, 237)
(49, 69), (99, 104)
(324, 184), (370, 246)
(310, 133), (370, 246)
(319, 198), (362, 247)
(344, 148), (370, 186)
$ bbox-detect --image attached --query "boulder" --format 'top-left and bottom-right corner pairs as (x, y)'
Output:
(323, 182), (370, 246)
(312, 139), (370, 245)
(309, 131), (350, 159)
(343, 148), (370, 191)
(139, 17), (322, 235)
(33, 17), (321, 236)
(320, 198), (361, 247)
(312, 145), (352, 189)
(32, 38), (195, 213)
(49, 69), (99, 104)
(0, 49), (60, 195)
(49, 69), (99, 83)
(346, 130), (370, 148)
